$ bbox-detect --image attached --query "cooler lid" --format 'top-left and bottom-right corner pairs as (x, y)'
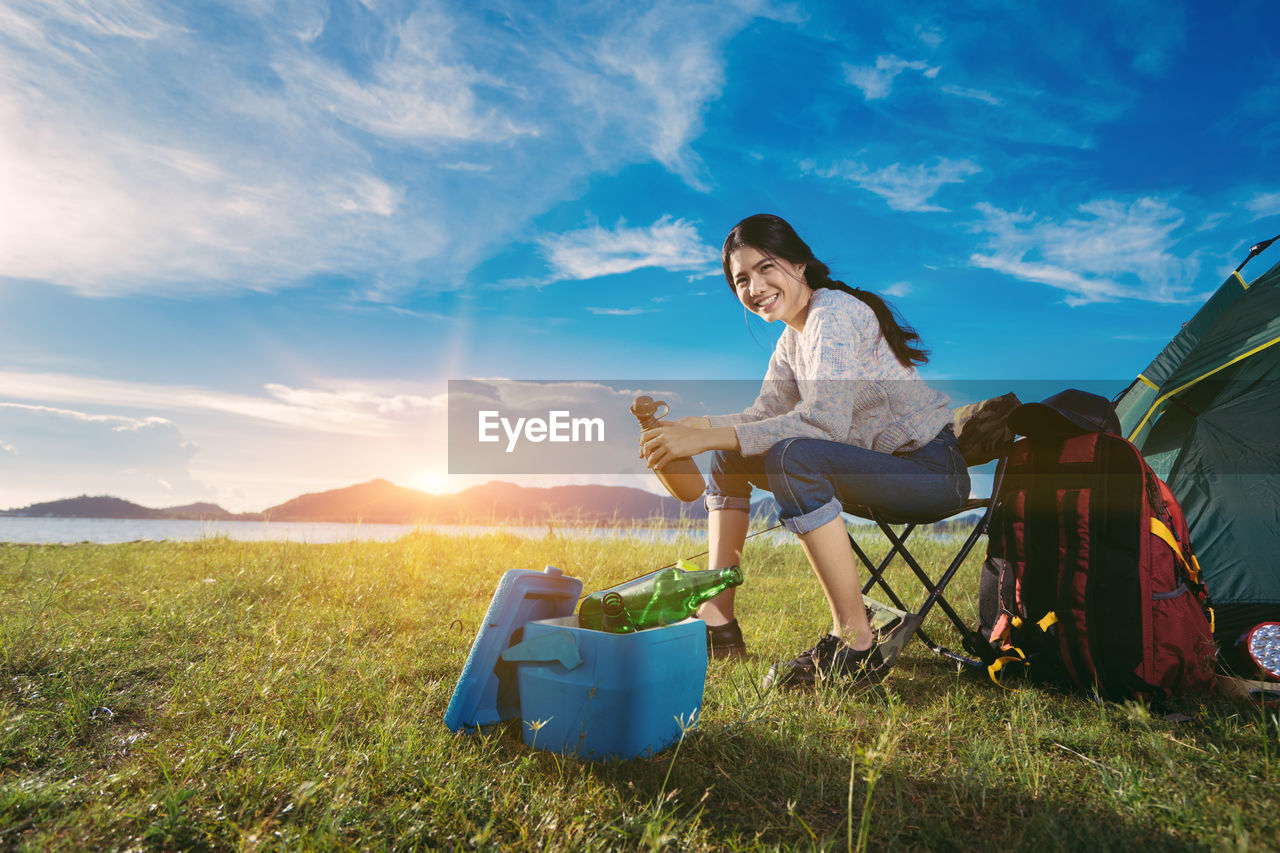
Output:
(444, 566), (583, 732)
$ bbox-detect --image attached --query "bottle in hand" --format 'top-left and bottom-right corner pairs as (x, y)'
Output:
(632, 395), (706, 503)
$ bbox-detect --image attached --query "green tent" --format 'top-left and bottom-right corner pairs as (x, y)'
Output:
(1114, 237), (1280, 643)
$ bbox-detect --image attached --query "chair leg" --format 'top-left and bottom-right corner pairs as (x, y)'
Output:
(877, 521), (972, 638)
(840, 456), (1011, 669)
(856, 519), (919, 597)
(846, 517), (991, 668)
(877, 520), (992, 666)
(847, 527), (947, 652)
(846, 530), (913, 614)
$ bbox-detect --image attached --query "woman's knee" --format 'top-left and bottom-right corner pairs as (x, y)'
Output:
(765, 439), (840, 492)
(764, 437), (810, 479)
(764, 439), (836, 515)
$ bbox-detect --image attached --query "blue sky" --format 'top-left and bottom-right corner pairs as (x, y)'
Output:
(1, 0), (1278, 512)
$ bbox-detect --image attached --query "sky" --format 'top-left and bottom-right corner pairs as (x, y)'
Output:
(1, 0), (1278, 513)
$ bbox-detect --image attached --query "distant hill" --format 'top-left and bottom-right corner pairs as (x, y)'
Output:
(159, 502), (252, 520)
(0, 481), (985, 532)
(1, 495), (254, 520)
(455, 482), (710, 524)
(2, 480), (775, 525)
(2, 495), (169, 519)
(262, 479), (441, 523)
(261, 479), (715, 524)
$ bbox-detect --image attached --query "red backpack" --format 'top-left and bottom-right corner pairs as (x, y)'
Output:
(982, 430), (1217, 700)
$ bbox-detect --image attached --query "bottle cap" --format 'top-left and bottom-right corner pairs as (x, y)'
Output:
(631, 396), (668, 420)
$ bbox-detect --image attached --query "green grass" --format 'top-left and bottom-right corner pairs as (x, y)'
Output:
(1, 530), (1277, 851)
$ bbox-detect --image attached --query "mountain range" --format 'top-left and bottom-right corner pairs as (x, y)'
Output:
(0, 479), (769, 525)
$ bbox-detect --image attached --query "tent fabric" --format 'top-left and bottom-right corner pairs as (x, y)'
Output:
(1115, 252), (1280, 642)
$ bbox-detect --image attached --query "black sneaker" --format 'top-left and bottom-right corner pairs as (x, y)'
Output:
(762, 634), (890, 691)
(706, 619), (747, 660)
(828, 640), (890, 685)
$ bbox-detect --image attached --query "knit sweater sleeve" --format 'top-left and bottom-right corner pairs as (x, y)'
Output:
(705, 345), (801, 428)
(728, 295), (870, 456)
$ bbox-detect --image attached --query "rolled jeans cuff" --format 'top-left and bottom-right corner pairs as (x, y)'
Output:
(704, 494), (751, 513)
(780, 496), (844, 536)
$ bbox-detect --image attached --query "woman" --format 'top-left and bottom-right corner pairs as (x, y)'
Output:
(639, 213), (968, 689)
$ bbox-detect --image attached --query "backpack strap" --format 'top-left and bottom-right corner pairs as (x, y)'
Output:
(987, 646), (1027, 688)
(1150, 517), (1196, 583)
(987, 609), (1059, 689)
(1144, 471), (1211, 593)
(1143, 469), (1215, 633)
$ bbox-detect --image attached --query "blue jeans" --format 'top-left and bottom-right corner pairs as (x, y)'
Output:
(704, 427), (970, 534)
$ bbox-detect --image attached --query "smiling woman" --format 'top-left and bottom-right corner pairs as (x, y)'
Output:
(638, 213), (967, 690)
(728, 245), (811, 325)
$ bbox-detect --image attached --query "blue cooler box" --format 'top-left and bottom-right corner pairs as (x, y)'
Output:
(508, 615), (706, 760)
(445, 567), (708, 761)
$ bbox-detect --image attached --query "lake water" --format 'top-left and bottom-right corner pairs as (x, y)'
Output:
(0, 516), (739, 546)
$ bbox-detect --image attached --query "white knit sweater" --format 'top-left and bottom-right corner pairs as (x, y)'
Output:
(708, 288), (953, 456)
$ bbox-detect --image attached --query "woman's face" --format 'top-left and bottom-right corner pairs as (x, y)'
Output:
(728, 245), (811, 328)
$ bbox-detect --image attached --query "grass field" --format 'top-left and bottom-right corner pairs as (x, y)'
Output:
(1, 529), (1277, 851)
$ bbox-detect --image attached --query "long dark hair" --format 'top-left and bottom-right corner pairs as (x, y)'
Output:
(721, 213), (929, 368)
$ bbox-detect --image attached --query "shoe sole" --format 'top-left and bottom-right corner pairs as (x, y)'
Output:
(762, 655), (890, 692)
(709, 645), (748, 660)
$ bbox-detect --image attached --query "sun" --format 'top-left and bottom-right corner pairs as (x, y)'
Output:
(409, 472), (453, 495)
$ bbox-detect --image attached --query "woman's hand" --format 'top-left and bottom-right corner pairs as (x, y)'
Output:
(639, 418), (737, 469)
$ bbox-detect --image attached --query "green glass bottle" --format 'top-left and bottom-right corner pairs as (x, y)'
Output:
(599, 592), (636, 634)
(578, 564), (744, 633)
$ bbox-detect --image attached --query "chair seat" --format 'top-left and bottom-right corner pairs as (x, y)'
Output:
(844, 496), (991, 526)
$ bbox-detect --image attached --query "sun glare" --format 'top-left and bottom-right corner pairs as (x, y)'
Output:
(411, 472), (453, 495)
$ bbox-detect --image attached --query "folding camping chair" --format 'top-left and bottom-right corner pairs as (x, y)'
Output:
(844, 394), (1019, 671)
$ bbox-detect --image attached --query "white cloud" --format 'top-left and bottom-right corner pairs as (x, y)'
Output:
(262, 383), (439, 417)
(807, 157), (981, 212)
(0, 61), (436, 295)
(0, 402), (173, 431)
(0, 373), (459, 511)
(969, 198), (1200, 305)
(940, 85), (1001, 106)
(881, 281), (912, 297)
(1196, 211), (1230, 233)
(547, 1), (802, 189)
(587, 19), (720, 188)
(440, 161), (494, 173)
(915, 25), (944, 50)
(843, 54), (940, 100)
(0, 401), (203, 509)
(1247, 192), (1280, 220)
(1121, 1), (1184, 76)
(36, 0), (170, 39)
(0, 371), (444, 436)
(271, 7), (535, 144)
(0, 0), (770, 297)
(539, 216), (719, 281)
(586, 307), (658, 316)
